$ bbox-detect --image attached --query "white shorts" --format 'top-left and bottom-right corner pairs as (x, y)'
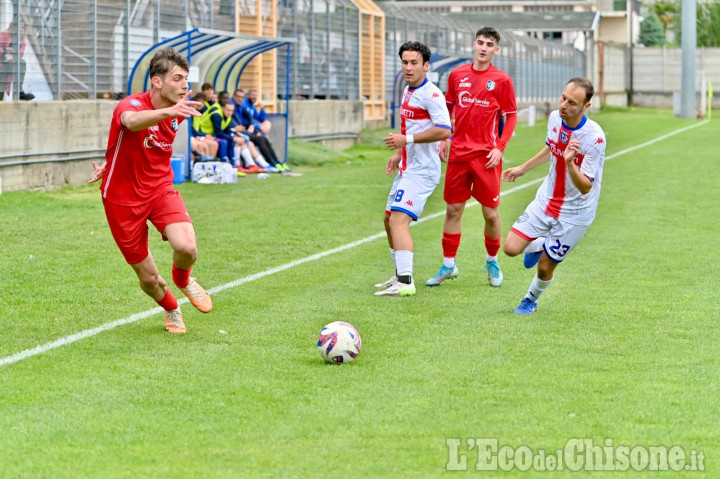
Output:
(510, 200), (589, 263)
(385, 174), (438, 221)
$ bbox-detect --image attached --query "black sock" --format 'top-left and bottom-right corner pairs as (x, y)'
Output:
(397, 274), (412, 285)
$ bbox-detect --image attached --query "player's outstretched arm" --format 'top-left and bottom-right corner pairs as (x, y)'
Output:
(122, 91), (202, 132)
(502, 145), (551, 182)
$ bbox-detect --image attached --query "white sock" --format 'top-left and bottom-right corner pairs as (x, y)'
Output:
(524, 237), (545, 254)
(486, 254), (498, 263)
(240, 148), (255, 167)
(526, 274), (553, 302)
(443, 257), (455, 268)
(254, 155), (270, 168)
(394, 250), (414, 279)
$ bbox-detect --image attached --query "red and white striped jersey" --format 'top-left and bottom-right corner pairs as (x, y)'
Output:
(400, 78), (452, 182)
(534, 110), (606, 226)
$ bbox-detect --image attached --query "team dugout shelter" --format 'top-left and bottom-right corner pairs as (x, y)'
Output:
(128, 28), (295, 176)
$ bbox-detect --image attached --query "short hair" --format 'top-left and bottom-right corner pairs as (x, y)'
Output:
(148, 48), (189, 80)
(567, 77), (595, 103)
(398, 41), (431, 64)
(218, 97), (231, 107)
(475, 27), (500, 44)
(201, 82), (214, 92)
(233, 88), (245, 96)
(193, 91), (208, 103)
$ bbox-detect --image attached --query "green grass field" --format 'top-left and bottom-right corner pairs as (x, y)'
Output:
(0, 108), (718, 477)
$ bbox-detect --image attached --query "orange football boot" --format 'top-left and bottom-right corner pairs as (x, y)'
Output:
(164, 308), (187, 334)
(181, 278), (213, 313)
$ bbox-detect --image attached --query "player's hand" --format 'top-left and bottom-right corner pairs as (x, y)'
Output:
(171, 90), (202, 118)
(485, 148), (503, 169)
(88, 161), (107, 183)
(502, 166), (526, 182)
(564, 139), (580, 165)
(386, 154), (401, 175)
(438, 139), (450, 163)
(384, 132), (407, 150)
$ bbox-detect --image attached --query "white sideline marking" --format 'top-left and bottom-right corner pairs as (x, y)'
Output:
(0, 120), (710, 368)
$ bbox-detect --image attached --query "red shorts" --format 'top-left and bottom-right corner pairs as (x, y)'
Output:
(103, 190), (192, 265)
(443, 154), (502, 207)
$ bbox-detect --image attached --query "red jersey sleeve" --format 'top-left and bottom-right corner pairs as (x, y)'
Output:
(500, 76), (517, 115)
(445, 70), (456, 116)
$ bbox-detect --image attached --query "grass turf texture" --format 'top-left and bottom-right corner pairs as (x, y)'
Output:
(0, 109), (717, 477)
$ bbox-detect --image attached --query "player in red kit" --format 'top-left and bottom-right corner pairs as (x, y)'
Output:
(89, 48), (212, 334)
(426, 27), (517, 289)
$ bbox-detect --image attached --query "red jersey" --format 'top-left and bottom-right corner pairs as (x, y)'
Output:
(445, 63), (517, 162)
(101, 91), (183, 205)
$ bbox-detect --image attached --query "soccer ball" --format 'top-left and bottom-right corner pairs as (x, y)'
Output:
(317, 321), (362, 363)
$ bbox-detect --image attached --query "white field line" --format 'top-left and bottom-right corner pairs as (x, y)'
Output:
(0, 119), (709, 368)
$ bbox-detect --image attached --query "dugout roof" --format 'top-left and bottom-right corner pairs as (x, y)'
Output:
(128, 28), (295, 96)
(128, 29), (296, 167)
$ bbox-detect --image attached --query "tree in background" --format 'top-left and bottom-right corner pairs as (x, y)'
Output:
(638, 13), (666, 46)
(696, 1), (720, 47)
(675, 0), (720, 47)
(653, 1), (679, 36)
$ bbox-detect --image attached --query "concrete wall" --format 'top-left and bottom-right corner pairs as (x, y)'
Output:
(282, 100), (364, 150)
(0, 100), (115, 156)
(0, 99), (365, 193)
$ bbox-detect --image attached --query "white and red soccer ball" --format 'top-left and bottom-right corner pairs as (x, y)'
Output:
(317, 321), (362, 363)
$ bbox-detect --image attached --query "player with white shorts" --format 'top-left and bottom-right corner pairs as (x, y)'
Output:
(375, 41), (451, 297)
(502, 77), (606, 314)
(509, 201), (589, 264)
(385, 174), (437, 221)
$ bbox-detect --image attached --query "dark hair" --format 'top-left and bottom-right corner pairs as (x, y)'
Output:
(475, 27), (500, 44)
(201, 82), (214, 92)
(398, 41), (431, 64)
(148, 48), (189, 80)
(233, 88), (245, 96)
(567, 77), (595, 103)
(193, 91), (208, 103)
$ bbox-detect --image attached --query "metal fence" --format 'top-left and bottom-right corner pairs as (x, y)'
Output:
(277, 0), (361, 100)
(380, 3), (585, 105)
(8, 0), (585, 106)
(9, 0), (235, 100)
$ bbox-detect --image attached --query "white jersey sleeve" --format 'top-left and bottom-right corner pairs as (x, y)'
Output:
(400, 78), (452, 183)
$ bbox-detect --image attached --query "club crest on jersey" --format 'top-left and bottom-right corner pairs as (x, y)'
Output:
(560, 130), (569, 144)
(486, 80), (496, 91)
(171, 119), (178, 131)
